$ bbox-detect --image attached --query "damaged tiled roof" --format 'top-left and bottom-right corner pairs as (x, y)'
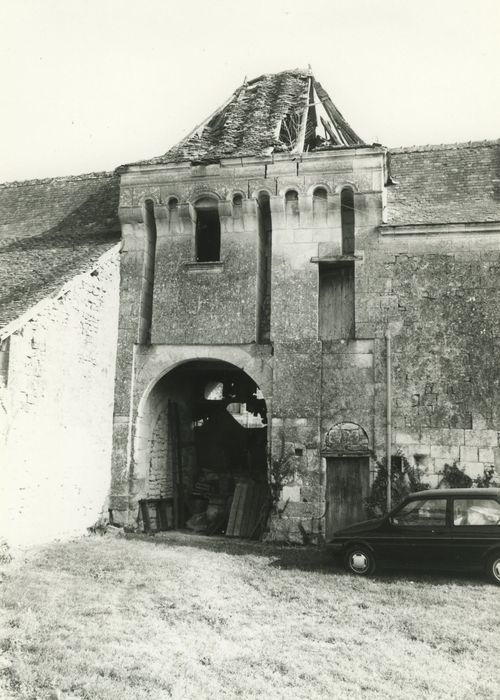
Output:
(387, 140), (500, 224)
(129, 69), (364, 167)
(0, 172), (120, 329)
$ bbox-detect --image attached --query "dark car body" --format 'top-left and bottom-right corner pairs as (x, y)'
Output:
(328, 488), (500, 583)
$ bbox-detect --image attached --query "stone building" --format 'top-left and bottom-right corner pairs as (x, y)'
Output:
(2, 69), (500, 545)
(109, 69), (500, 540)
(0, 174), (121, 545)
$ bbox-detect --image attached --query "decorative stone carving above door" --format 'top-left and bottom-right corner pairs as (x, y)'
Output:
(323, 422), (370, 456)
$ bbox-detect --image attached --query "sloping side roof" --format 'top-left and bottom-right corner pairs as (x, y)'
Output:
(0, 172), (120, 328)
(387, 140), (500, 224)
(130, 69), (364, 167)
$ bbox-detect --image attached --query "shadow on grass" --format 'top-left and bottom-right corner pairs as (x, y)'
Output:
(123, 530), (338, 573)
(120, 531), (487, 586)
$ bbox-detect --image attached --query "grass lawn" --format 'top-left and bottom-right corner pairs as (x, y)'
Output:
(0, 532), (498, 699)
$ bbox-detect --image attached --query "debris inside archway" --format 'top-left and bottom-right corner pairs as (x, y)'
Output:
(138, 360), (270, 539)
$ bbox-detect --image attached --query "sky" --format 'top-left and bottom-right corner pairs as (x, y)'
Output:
(1, 0), (499, 182)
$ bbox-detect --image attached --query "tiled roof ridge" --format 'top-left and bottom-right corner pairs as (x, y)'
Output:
(390, 138), (500, 155)
(246, 68), (310, 84)
(0, 170), (116, 190)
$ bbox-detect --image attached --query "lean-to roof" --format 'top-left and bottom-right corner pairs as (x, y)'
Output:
(0, 172), (120, 328)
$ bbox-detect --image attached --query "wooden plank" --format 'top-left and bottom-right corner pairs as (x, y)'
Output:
(292, 76), (311, 154)
(233, 482), (249, 537)
(167, 401), (178, 529)
(315, 81), (364, 145)
(157, 500), (168, 531)
(240, 482), (257, 538)
(249, 486), (271, 539)
(173, 403), (185, 528)
(326, 457), (370, 537)
(318, 264), (355, 340)
(226, 482), (243, 537)
(250, 484), (262, 536)
(139, 500), (151, 533)
(320, 116), (340, 145)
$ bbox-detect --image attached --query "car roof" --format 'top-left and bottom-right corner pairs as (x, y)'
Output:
(408, 488), (500, 498)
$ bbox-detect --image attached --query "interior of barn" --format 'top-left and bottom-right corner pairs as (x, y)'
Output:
(137, 360), (270, 538)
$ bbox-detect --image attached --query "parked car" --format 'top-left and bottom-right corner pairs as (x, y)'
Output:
(328, 488), (500, 584)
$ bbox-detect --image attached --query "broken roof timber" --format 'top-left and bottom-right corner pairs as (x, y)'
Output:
(125, 69), (366, 168)
(313, 81), (365, 146)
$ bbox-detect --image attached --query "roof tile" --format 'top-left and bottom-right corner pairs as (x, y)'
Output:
(0, 172), (120, 328)
(387, 140), (500, 225)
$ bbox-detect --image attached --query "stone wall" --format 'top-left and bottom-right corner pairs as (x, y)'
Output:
(0, 247), (119, 546)
(113, 146), (500, 539)
(365, 230), (500, 484)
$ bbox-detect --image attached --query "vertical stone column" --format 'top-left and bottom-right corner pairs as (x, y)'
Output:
(110, 205), (147, 521)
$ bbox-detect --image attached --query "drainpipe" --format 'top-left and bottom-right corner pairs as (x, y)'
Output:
(386, 328), (392, 512)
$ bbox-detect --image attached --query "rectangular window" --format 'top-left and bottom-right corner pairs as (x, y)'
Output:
(318, 262), (355, 340)
(393, 498), (447, 527)
(453, 499), (500, 526)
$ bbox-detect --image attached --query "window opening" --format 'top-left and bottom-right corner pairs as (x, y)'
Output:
(204, 381), (224, 401)
(392, 498), (447, 527)
(341, 188), (355, 255)
(195, 197), (221, 262)
(285, 190), (299, 213)
(233, 193), (243, 218)
(168, 197), (179, 230)
(453, 499), (500, 526)
(313, 187), (328, 221)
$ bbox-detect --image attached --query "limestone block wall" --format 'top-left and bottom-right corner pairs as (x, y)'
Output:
(266, 150), (385, 534)
(113, 148), (500, 539)
(362, 227), (500, 484)
(0, 247), (119, 546)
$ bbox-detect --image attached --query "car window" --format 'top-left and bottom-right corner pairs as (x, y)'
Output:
(453, 499), (500, 526)
(392, 499), (447, 527)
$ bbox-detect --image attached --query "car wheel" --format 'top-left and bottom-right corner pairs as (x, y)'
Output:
(345, 546), (376, 576)
(486, 552), (500, 585)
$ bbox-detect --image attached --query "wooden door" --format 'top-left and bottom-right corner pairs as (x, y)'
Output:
(326, 457), (370, 537)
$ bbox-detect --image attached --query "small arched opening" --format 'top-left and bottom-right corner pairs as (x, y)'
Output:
(285, 189), (299, 225)
(168, 197), (179, 230)
(135, 359), (269, 537)
(313, 186), (328, 221)
(232, 193), (243, 219)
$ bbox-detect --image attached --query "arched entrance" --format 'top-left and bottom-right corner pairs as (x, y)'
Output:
(134, 359), (269, 537)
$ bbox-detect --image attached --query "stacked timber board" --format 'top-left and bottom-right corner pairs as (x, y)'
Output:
(226, 479), (269, 538)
